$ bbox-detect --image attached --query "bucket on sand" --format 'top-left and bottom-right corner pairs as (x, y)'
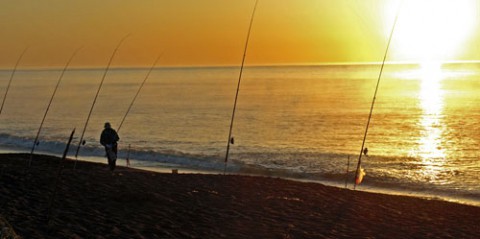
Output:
(172, 169), (178, 174)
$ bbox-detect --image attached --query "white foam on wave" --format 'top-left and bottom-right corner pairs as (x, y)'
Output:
(1, 133), (479, 207)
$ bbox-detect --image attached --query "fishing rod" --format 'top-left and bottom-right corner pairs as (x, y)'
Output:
(28, 47), (82, 167)
(115, 53), (162, 168)
(117, 53), (163, 133)
(224, 0), (259, 173)
(74, 34), (131, 166)
(47, 127), (75, 223)
(353, 2), (403, 189)
(0, 47), (28, 116)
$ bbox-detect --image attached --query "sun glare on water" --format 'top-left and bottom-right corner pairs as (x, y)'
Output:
(388, 0), (477, 181)
(402, 61), (447, 182)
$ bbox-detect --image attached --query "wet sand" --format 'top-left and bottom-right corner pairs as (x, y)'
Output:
(1, 153), (479, 238)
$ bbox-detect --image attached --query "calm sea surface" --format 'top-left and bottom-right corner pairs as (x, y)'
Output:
(0, 63), (479, 205)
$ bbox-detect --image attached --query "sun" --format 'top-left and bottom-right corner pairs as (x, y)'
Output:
(391, 0), (477, 63)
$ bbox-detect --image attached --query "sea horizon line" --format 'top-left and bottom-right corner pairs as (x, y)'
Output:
(1, 60), (480, 72)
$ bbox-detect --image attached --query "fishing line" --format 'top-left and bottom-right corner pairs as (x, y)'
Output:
(0, 47), (28, 116)
(28, 47), (83, 167)
(224, 0), (259, 173)
(353, 1), (403, 189)
(74, 34), (131, 165)
(117, 52), (163, 133)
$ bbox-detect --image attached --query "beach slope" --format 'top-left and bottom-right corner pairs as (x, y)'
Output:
(1, 153), (479, 238)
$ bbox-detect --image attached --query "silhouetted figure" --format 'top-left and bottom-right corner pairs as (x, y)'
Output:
(100, 122), (120, 171)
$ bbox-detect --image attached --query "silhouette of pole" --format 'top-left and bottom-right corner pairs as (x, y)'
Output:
(0, 47), (28, 116)
(47, 128), (75, 223)
(354, 2), (403, 189)
(74, 34), (130, 168)
(117, 53), (163, 133)
(29, 47), (82, 167)
(224, 0), (259, 174)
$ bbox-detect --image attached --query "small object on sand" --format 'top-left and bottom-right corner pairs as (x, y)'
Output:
(172, 169), (178, 174)
(356, 167), (366, 185)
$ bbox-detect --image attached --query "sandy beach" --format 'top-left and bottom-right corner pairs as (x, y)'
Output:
(0, 153), (479, 238)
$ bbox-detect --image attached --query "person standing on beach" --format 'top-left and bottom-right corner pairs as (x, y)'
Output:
(100, 122), (120, 171)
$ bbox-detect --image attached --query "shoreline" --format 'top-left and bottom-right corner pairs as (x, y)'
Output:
(2, 147), (479, 208)
(1, 153), (480, 238)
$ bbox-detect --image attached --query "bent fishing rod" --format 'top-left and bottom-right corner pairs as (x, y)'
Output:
(28, 47), (82, 167)
(353, 2), (403, 189)
(224, 0), (259, 173)
(117, 53), (163, 133)
(74, 34), (131, 166)
(0, 47), (28, 116)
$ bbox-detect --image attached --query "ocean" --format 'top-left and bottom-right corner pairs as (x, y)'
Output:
(0, 63), (479, 205)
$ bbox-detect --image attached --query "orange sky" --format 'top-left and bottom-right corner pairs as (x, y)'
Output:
(1, 0), (479, 68)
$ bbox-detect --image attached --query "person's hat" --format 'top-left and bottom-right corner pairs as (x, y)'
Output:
(104, 122), (111, 128)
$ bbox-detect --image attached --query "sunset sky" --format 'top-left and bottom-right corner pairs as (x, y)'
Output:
(1, 0), (479, 68)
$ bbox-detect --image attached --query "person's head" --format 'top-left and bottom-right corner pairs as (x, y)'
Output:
(104, 122), (111, 129)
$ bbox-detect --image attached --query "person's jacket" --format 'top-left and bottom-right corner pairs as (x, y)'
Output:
(100, 128), (119, 146)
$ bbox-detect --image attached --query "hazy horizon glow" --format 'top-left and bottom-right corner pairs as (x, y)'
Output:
(1, 0), (480, 68)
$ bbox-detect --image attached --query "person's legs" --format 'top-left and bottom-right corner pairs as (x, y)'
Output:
(112, 143), (118, 156)
(105, 146), (116, 171)
(105, 147), (112, 169)
(111, 144), (118, 171)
